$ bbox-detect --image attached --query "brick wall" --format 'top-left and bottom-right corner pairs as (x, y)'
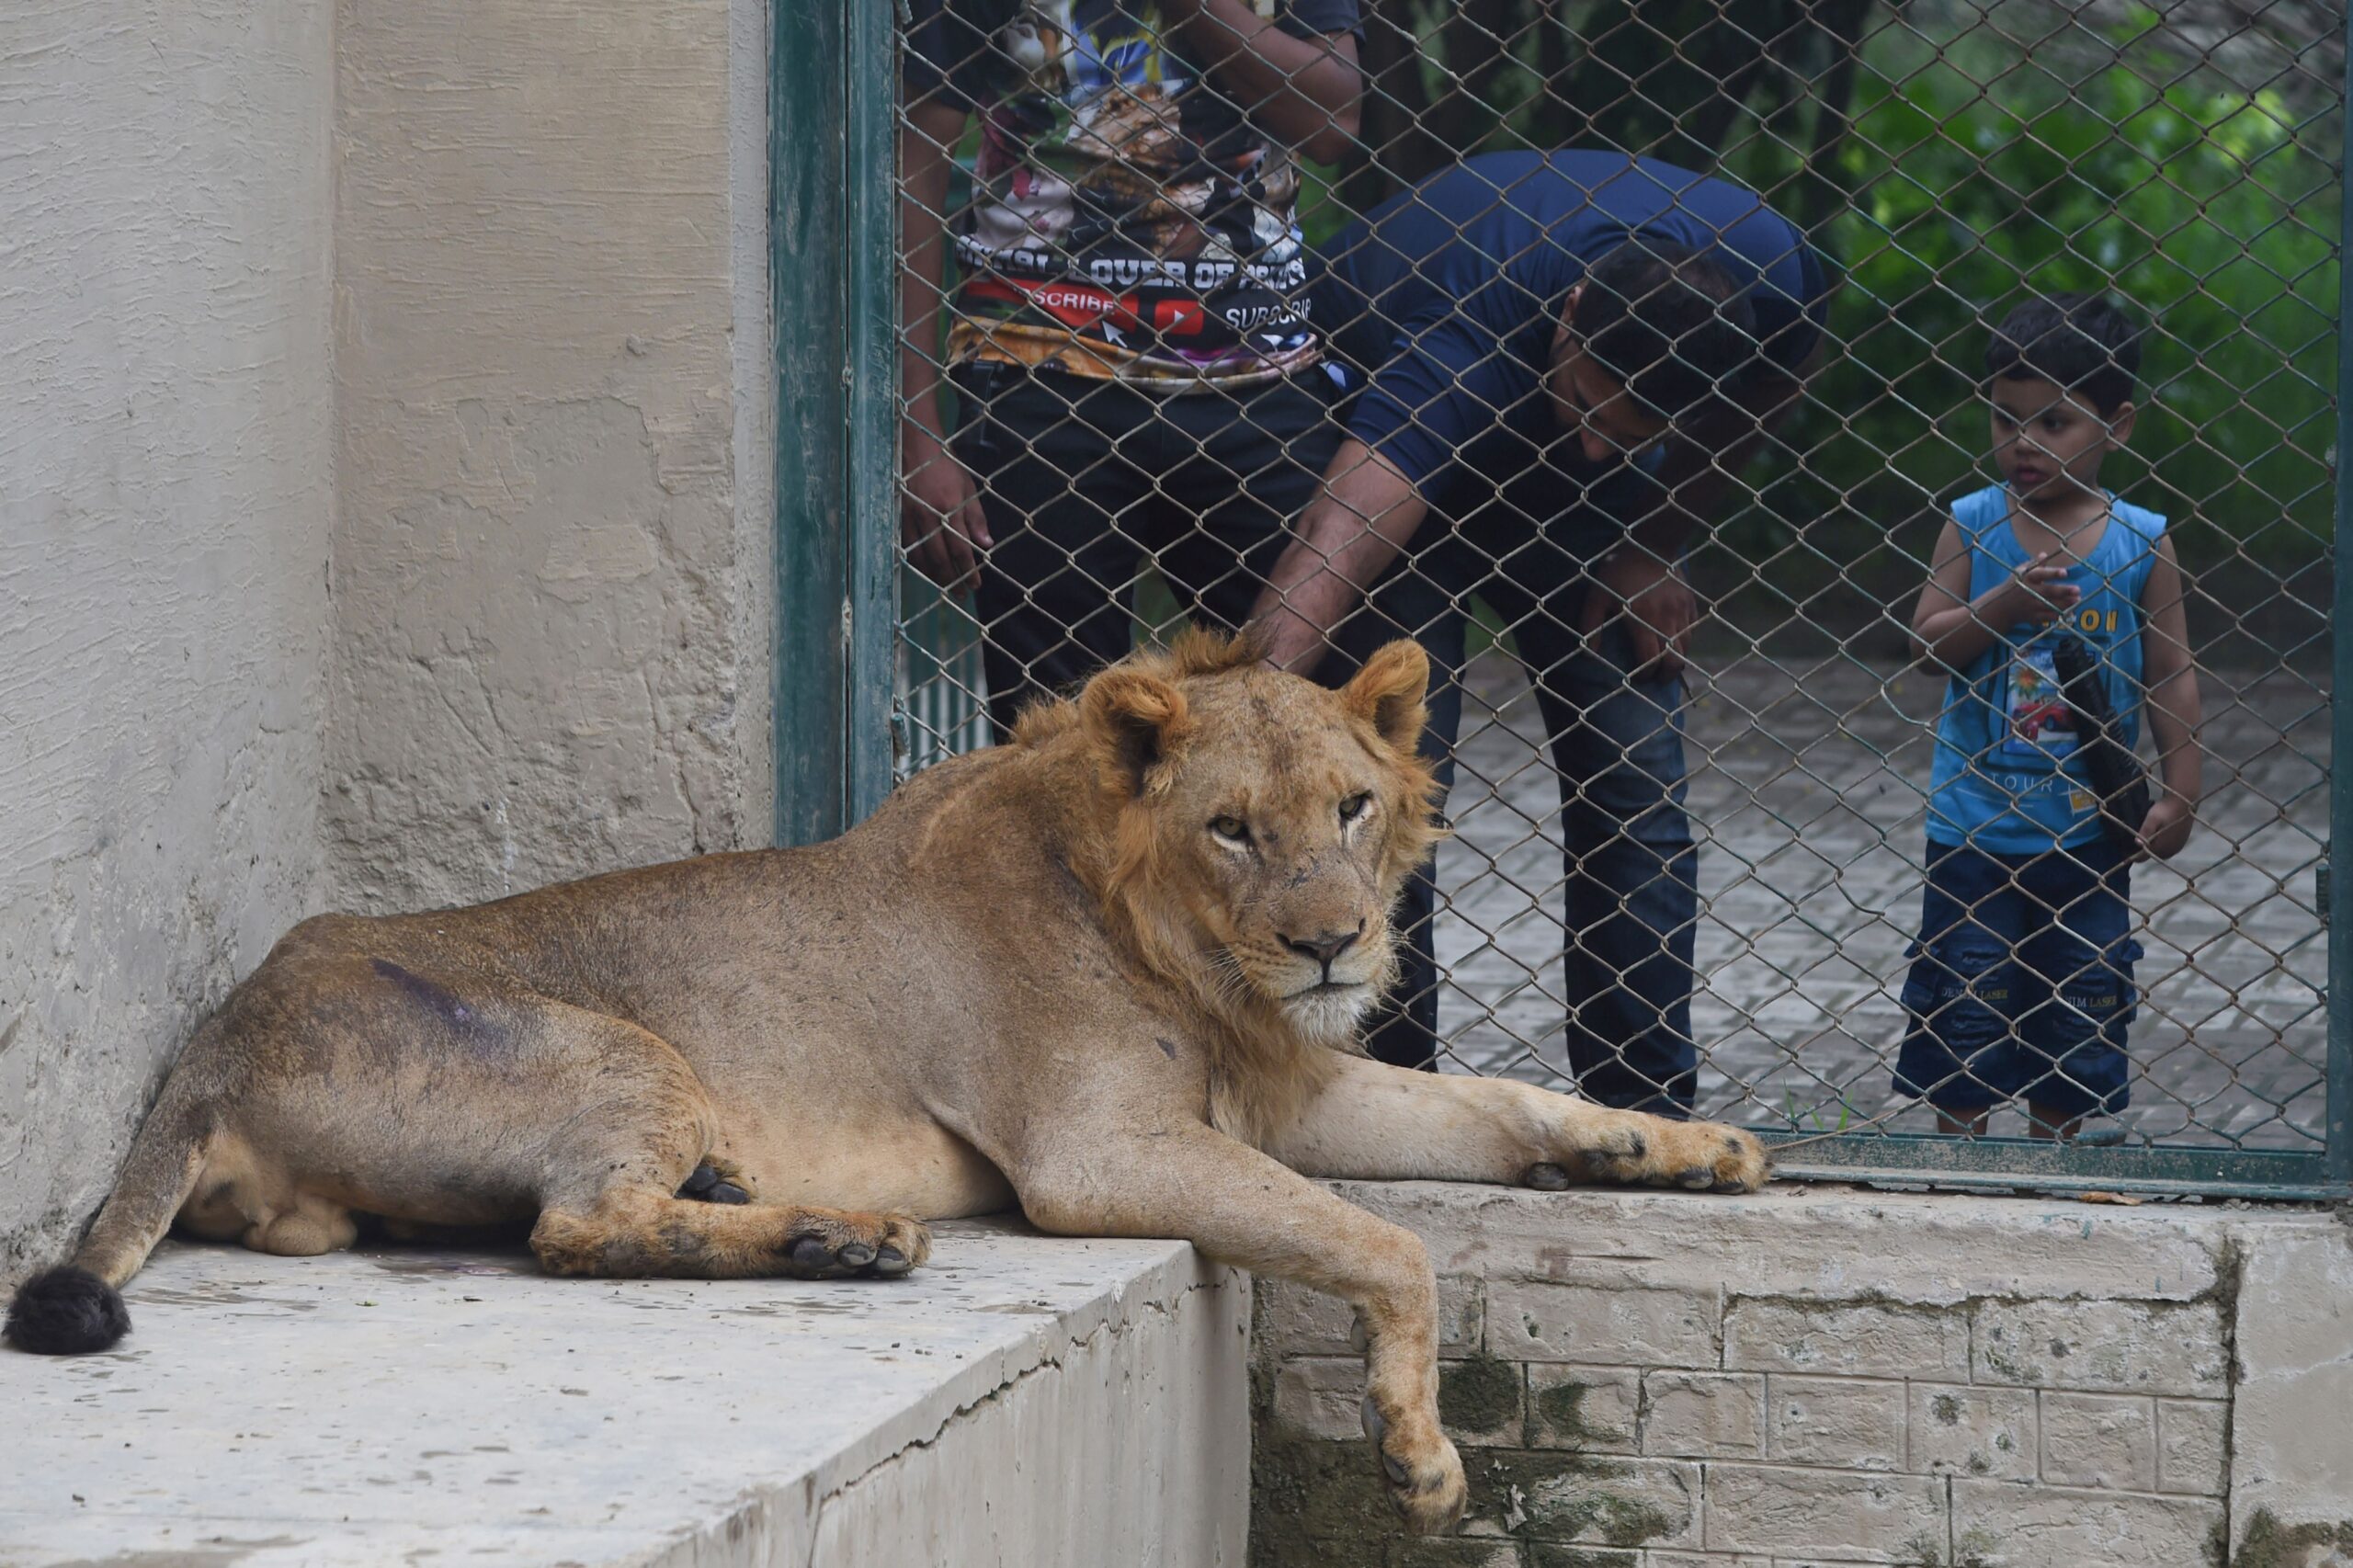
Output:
(1250, 1182), (2353, 1568)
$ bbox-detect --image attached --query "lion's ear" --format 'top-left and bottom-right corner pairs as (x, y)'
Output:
(1080, 667), (1193, 796)
(1341, 639), (1429, 754)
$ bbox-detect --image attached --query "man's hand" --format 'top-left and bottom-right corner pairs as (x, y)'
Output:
(901, 422), (992, 596)
(1580, 550), (1698, 678)
(2135, 794), (2194, 861)
(1256, 585), (1341, 676)
(1247, 439), (1430, 676)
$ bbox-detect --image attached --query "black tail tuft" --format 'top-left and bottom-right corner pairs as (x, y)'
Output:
(6, 1267), (131, 1355)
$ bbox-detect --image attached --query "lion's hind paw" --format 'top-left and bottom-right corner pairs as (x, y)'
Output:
(677, 1163), (751, 1204)
(777, 1211), (932, 1280)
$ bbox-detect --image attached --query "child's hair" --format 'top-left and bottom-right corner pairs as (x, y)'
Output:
(1984, 293), (2144, 416)
(1572, 240), (1759, 421)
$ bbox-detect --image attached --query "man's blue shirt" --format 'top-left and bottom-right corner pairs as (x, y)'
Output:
(1309, 150), (1831, 506)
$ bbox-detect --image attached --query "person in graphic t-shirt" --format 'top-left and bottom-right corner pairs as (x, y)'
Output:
(900, 0), (1362, 733)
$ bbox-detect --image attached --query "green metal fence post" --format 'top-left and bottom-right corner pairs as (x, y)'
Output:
(772, 0), (898, 846)
(843, 0), (899, 824)
(2328, 0), (2353, 1194)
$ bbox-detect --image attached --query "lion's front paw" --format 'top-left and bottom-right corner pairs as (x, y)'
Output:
(778, 1210), (933, 1278)
(1360, 1394), (1468, 1535)
(1660, 1119), (1770, 1192)
(1535, 1113), (1770, 1194)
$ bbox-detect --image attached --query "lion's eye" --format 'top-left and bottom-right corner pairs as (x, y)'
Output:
(1339, 792), (1372, 824)
(1209, 815), (1251, 845)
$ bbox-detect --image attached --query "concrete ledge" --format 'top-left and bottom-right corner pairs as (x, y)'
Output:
(1255, 1181), (2353, 1567)
(0, 1220), (1249, 1567)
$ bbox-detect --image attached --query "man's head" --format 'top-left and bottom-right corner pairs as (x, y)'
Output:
(1549, 241), (1759, 464)
(1983, 293), (2143, 502)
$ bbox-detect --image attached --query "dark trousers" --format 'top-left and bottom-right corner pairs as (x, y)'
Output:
(950, 364), (1339, 735)
(1317, 501), (1700, 1115)
(1893, 838), (2138, 1118)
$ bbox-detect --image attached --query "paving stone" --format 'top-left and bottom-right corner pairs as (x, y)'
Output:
(1525, 1548), (1642, 1568)
(1973, 1298), (2226, 1396)
(1949, 1479), (2224, 1566)
(1723, 1299), (1968, 1381)
(1431, 654), (2326, 1151)
(1642, 1371), (1764, 1458)
(1701, 1464), (1946, 1561)
(1907, 1382), (2037, 1482)
(1441, 1354), (1529, 1447)
(2154, 1398), (2230, 1497)
(1340, 1181), (2221, 1307)
(2040, 1392), (2158, 1491)
(1526, 1364), (1642, 1453)
(1389, 1540), (1526, 1568)
(1273, 1355), (1366, 1443)
(1766, 1375), (1906, 1471)
(1256, 1272), (1484, 1358)
(1460, 1451), (1702, 1551)
(1488, 1280), (1719, 1369)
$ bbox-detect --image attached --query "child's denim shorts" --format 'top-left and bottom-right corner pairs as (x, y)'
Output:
(1893, 838), (2141, 1118)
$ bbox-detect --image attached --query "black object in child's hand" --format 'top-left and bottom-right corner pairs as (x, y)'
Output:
(2052, 634), (2152, 853)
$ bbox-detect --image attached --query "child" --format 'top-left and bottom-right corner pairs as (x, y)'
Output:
(1894, 294), (2203, 1142)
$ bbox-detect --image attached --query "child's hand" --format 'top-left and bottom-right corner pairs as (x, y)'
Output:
(2136, 795), (2194, 860)
(1984, 551), (2081, 629)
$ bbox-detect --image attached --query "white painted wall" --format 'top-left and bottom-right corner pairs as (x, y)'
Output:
(0, 2), (338, 1280)
(327, 0), (775, 913)
(2, 0), (776, 1280)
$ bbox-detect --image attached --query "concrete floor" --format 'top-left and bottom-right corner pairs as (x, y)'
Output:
(1431, 652), (2329, 1150)
(0, 1226), (1247, 1567)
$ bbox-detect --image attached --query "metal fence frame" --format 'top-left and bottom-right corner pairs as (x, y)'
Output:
(777, 0), (2353, 1200)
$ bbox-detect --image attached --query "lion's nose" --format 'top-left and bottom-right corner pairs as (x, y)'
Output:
(1280, 924), (1362, 970)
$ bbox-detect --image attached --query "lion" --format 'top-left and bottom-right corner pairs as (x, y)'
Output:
(5, 629), (1767, 1534)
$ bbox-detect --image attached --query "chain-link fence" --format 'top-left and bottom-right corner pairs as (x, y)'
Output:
(890, 0), (2348, 1196)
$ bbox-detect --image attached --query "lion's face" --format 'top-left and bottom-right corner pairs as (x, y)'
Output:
(1077, 637), (1440, 1045)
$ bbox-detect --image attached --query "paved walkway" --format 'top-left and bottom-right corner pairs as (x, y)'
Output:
(1431, 651), (2329, 1150)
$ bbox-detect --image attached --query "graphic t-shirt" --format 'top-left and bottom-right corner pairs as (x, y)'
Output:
(904, 0), (1360, 388)
(1926, 484), (2165, 853)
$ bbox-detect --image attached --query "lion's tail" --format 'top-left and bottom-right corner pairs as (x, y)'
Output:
(6, 1074), (215, 1356)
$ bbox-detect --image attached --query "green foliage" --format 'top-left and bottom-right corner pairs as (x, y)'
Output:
(1724, 13), (2339, 580)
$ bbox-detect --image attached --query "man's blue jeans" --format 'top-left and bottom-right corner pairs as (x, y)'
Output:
(1318, 520), (1700, 1115)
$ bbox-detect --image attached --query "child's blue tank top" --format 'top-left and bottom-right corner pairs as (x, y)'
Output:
(1926, 484), (2164, 854)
